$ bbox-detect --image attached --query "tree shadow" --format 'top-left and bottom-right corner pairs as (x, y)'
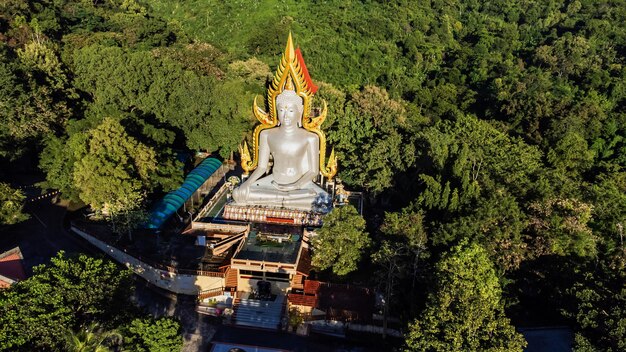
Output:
(506, 254), (582, 327)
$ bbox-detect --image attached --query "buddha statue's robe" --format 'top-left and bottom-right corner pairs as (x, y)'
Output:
(232, 98), (330, 212)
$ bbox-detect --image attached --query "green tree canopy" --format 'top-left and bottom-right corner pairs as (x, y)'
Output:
(0, 39), (72, 159)
(71, 44), (255, 157)
(329, 85), (421, 193)
(312, 205), (370, 276)
(0, 251), (183, 352)
(527, 197), (596, 258)
(72, 116), (156, 213)
(0, 183), (29, 225)
(381, 208), (430, 307)
(564, 260), (626, 352)
(0, 252), (133, 351)
(406, 241), (527, 352)
(40, 116), (181, 211)
(64, 323), (120, 352)
(417, 114), (542, 213)
(122, 317), (182, 352)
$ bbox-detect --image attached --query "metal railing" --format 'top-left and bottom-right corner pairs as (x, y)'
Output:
(198, 286), (224, 300)
(194, 180), (231, 221)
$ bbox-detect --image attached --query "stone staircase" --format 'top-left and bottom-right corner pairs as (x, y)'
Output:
(291, 273), (304, 290)
(232, 296), (285, 330)
(225, 267), (238, 289)
(201, 252), (229, 272)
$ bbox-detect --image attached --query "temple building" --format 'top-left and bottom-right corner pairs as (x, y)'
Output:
(136, 34), (366, 330)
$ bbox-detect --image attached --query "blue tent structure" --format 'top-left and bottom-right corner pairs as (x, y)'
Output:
(144, 157), (222, 229)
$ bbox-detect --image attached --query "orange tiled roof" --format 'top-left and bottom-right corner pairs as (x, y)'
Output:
(288, 293), (318, 307)
(304, 279), (322, 295)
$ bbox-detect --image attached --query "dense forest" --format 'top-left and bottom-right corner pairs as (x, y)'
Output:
(1, 0), (625, 351)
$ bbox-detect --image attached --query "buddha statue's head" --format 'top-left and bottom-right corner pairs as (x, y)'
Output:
(276, 89), (304, 127)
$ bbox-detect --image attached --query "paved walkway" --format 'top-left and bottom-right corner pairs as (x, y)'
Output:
(521, 327), (573, 352)
(211, 324), (383, 352)
(133, 281), (217, 351)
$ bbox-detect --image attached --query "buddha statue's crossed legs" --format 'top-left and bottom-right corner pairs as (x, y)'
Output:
(236, 175), (327, 210)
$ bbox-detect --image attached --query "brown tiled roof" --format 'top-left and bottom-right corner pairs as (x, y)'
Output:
(317, 283), (375, 322)
(304, 279), (322, 295)
(288, 293), (318, 307)
(0, 247), (26, 284)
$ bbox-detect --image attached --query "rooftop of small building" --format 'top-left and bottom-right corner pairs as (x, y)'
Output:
(210, 342), (288, 352)
(0, 247), (27, 285)
(233, 223), (303, 264)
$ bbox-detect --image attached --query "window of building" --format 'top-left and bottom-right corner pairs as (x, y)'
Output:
(265, 272), (290, 279)
(240, 270), (264, 277)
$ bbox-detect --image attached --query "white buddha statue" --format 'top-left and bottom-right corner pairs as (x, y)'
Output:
(232, 88), (331, 211)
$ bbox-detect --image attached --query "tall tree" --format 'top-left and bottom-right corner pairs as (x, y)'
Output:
(527, 197), (596, 258)
(72, 117), (156, 214)
(563, 260), (626, 352)
(381, 209), (428, 294)
(406, 241), (526, 352)
(65, 324), (120, 352)
(588, 171), (626, 262)
(372, 240), (407, 339)
(39, 114), (182, 205)
(0, 252), (133, 351)
(416, 115), (545, 271)
(328, 85), (420, 193)
(0, 38), (72, 159)
(312, 205), (370, 276)
(71, 44), (255, 157)
(122, 317), (182, 352)
(0, 183), (29, 225)
(417, 114), (541, 214)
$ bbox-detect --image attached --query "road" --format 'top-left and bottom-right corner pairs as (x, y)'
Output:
(0, 199), (94, 273)
(211, 324), (384, 352)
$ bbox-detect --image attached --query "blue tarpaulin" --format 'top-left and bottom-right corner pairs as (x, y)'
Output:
(144, 157), (222, 229)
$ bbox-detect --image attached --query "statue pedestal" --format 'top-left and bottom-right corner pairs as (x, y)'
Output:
(222, 204), (324, 227)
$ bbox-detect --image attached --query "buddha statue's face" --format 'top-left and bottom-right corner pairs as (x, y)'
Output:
(277, 102), (300, 127)
(276, 90), (303, 128)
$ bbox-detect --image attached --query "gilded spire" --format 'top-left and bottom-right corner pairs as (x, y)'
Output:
(285, 32), (295, 61)
(285, 76), (294, 91)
